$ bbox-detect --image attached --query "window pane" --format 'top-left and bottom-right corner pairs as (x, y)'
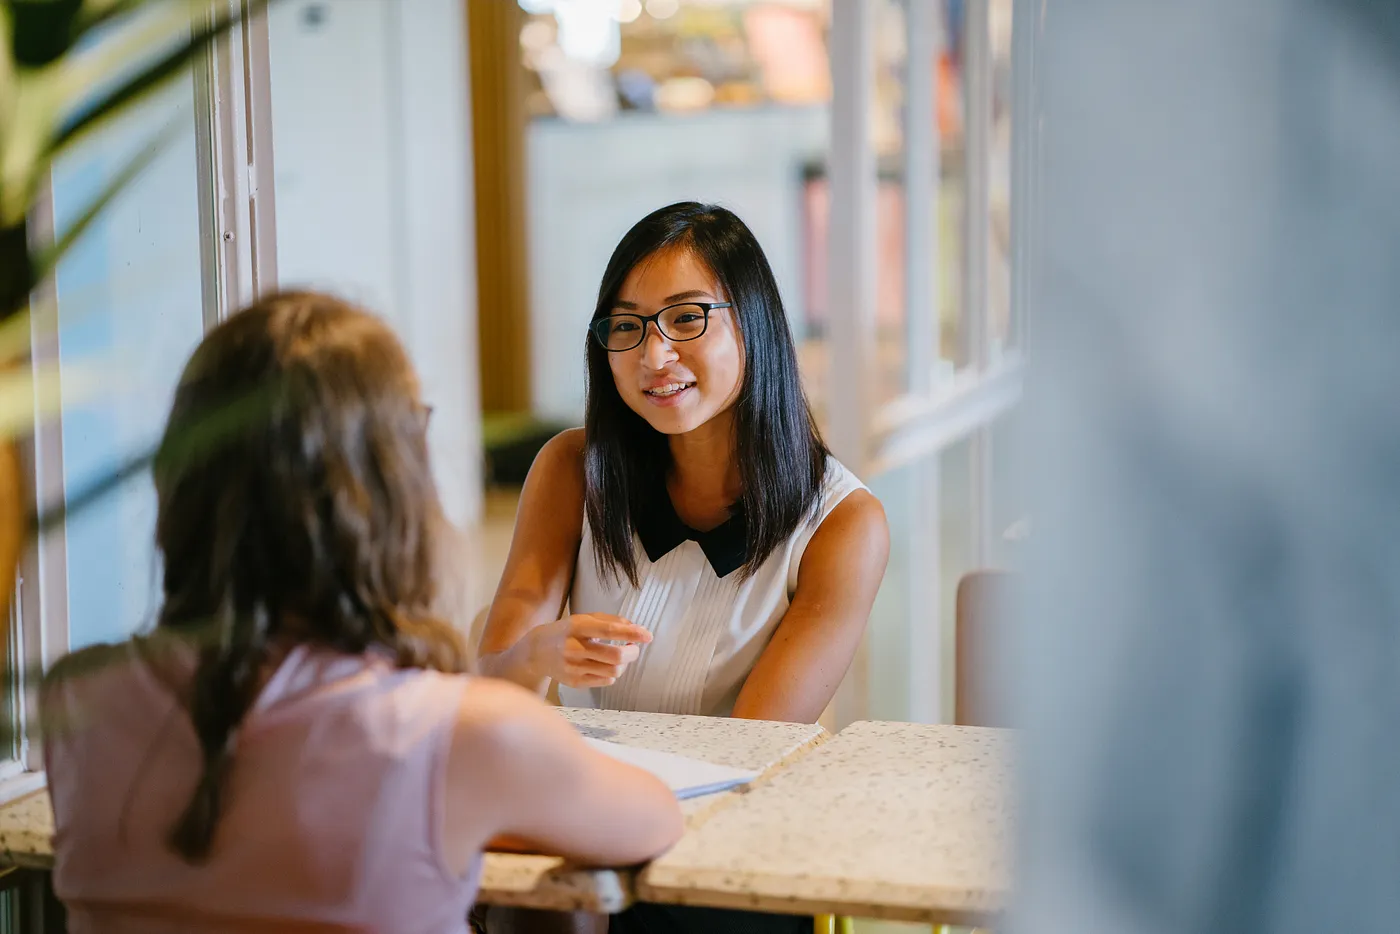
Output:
(51, 78), (209, 649)
(989, 404), (1026, 568)
(862, 402), (1022, 725)
(938, 0), (970, 372)
(797, 0), (911, 411)
(866, 462), (920, 722)
(865, 433), (976, 723)
(875, 0), (1017, 387)
(989, 0), (1015, 357)
(812, 0), (972, 405)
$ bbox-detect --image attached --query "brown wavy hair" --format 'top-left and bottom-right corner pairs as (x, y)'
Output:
(154, 291), (468, 862)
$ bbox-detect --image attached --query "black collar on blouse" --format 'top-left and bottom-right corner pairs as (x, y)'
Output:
(634, 487), (748, 579)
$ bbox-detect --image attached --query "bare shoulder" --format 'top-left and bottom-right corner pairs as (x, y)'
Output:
(516, 429), (587, 512)
(798, 489), (890, 585)
(451, 677), (571, 764)
(531, 428), (586, 479)
(513, 429), (588, 540)
(817, 489), (889, 549)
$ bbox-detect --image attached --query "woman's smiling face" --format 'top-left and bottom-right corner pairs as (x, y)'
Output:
(604, 246), (744, 436)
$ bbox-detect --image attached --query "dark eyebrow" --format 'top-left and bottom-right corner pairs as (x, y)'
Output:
(610, 289), (714, 312)
(663, 289), (714, 303)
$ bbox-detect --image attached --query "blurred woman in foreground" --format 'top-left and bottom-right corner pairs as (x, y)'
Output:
(41, 292), (681, 932)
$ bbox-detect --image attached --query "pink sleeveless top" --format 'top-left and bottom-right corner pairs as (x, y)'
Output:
(42, 641), (480, 933)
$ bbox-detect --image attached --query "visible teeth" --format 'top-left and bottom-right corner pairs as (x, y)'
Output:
(646, 382), (691, 396)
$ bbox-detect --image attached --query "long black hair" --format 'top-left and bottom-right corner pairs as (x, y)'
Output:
(584, 202), (829, 585)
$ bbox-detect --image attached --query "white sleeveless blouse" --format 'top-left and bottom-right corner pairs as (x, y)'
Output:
(558, 458), (867, 718)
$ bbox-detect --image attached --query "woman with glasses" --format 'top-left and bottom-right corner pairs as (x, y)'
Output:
(477, 203), (888, 933)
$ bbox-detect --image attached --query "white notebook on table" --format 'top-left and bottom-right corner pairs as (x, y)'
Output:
(582, 737), (760, 800)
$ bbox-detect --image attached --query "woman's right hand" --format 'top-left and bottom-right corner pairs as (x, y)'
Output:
(524, 614), (652, 688)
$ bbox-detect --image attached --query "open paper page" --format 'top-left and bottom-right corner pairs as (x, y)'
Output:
(582, 737), (760, 800)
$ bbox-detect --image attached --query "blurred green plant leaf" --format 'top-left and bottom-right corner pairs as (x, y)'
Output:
(0, 301), (34, 363)
(9, 0), (84, 68)
(49, 0), (266, 156)
(0, 353), (103, 436)
(29, 110), (178, 283)
(72, 0), (154, 39)
(0, 8), (17, 127)
(0, 45), (65, 226)
(2, 0), (203, 225)
(2, 0), (271, 271)
(0, 220), (31, 320)
(27, 373), (284, 536)
(30, 440), (150, 531)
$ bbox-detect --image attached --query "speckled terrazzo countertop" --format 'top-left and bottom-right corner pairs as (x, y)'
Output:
(477, 709), (829, 911)
(636, 721), (1014, 924)
(0, 789), (54, 870)
(0, 709), (828, 913)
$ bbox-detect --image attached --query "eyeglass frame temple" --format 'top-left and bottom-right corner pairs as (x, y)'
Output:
(590, 301), (734, 352)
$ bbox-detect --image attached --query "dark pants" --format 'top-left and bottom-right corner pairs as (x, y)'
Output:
(609, 903), (810, 934)
(474, 904), (808, 934)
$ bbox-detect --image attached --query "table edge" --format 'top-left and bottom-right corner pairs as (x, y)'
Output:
(636, 868), (1003, 926)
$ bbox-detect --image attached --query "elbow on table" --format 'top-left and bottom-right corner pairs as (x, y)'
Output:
(614, 790), (686, 866)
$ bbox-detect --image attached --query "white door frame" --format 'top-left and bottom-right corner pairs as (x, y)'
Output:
(202, 0), (279, 319)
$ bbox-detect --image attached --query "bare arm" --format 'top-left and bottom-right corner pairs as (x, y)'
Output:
(477, 430), (586, 690)
(477, 428), (651, 692)
(444, 679), (684, 872)
(731, 490), (890, 723)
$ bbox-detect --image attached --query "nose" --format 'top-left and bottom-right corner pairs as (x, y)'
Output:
(639, 322), (678, 369)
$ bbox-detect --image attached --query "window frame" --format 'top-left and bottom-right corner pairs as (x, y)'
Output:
(0, 0), (278, 797)
(825, 0), (1037, 727)
(4, 179), (70, 791)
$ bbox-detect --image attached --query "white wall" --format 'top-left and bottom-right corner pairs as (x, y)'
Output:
(526, 106), (828, 424)
(267, 0), (482, 526)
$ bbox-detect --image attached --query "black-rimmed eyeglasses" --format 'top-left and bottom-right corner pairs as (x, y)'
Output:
(590, 301), (733, 353)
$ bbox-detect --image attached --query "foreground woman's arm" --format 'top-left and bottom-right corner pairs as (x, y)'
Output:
(445, 678), (683, 873)
(731, 490), (890, 723)
(477, 429), (651, 692)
